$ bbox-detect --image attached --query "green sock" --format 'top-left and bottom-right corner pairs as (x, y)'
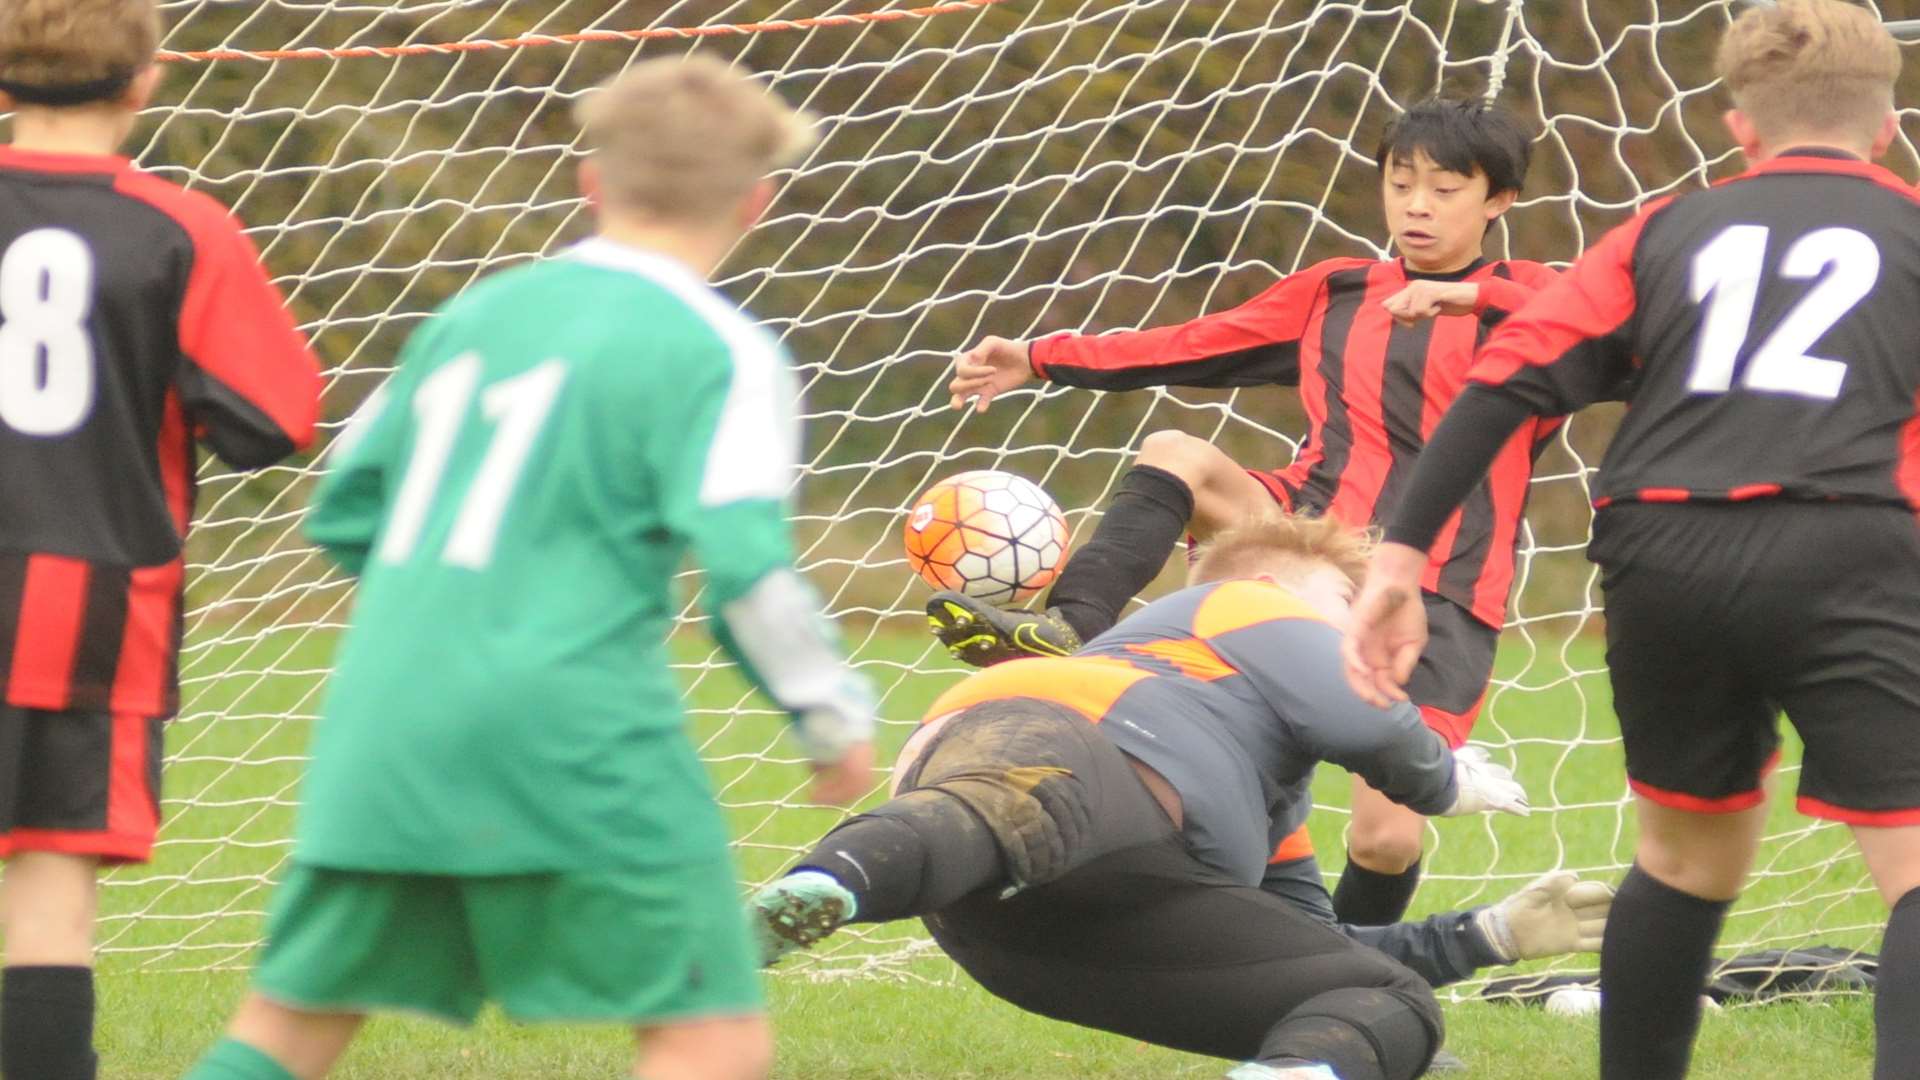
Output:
(184, 1038), (299, 1080)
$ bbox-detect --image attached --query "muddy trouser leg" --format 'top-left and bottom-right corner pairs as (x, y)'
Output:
(929, 836), (1443, 1080)
(791, 698), (1177, 923)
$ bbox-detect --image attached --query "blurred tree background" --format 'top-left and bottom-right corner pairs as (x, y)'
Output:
(123, 0), (1920, 641)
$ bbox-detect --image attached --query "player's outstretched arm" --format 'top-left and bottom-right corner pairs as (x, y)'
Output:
(1336, 868), (1607, 988)
(949, 261), (1358, 411)
(1211, 618), (1473, 815)
(1209, 616), (1530, 817)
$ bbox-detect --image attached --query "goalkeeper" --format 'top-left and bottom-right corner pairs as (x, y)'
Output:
(184, 58), (874, 1080)
(758, 516), (1610, 1080)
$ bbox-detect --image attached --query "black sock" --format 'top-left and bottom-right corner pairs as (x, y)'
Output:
(795, 789), (1006, 923)
(1333, 857), (1422, 925)
(1875, 886), (1920, 1080)
(1045, 465), (1194, 641)
(1598, 864), (1730, 1080)
(2, 965), (98, 1080)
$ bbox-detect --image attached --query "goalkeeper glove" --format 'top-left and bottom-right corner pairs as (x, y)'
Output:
(1474, 870), (1615, 963)
(1441, 745), (1530, 817)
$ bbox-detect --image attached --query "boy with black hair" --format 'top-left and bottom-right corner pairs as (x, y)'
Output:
(935, 97), (1556, 926)
(0, 2), (322, 1078)
(1346, 3), (1920, 1077)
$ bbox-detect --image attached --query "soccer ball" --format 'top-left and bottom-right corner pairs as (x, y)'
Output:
(903, 470), (1070, 605)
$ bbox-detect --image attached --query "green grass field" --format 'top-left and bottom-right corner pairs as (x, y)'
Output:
(90, 621), (1885, 1078)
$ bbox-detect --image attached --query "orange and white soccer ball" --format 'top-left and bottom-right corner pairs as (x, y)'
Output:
(903, 470), (1070, 605)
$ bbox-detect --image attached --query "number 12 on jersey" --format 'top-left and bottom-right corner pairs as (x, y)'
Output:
(378, 353), (569, 570)
(1686, 224), (1880, 401)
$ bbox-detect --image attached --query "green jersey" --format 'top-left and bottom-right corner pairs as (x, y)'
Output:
(297, 238), (869, 874)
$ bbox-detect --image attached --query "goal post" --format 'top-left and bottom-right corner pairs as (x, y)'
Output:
(112, 0), (1908, 987)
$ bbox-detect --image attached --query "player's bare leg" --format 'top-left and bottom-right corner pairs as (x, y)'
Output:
(1633, 797), (1768, 900)
(930, 430), (1270, 665)
(1598, 797), (1768, 1080)
(198, 995), (365, 1080)
(2, 852), (101, 1080)
(1848, 823), (1920, 1080)
(635, 1014), (773, 1080)
(1133, 430), (1276, 537)
(4, 852), (97, 966)
(1337, 779), (1428, 922)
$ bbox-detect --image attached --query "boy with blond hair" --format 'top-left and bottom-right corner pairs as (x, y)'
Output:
(0, 2), (321, 1077)
(1346, 2), (1920, 1076)
(185, 57), (875, 1080)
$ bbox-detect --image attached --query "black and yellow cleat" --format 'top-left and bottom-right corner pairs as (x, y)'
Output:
(926, 591), (1082, 667)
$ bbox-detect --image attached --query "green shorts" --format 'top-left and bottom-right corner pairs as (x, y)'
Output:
(252, 858), (764, 1025)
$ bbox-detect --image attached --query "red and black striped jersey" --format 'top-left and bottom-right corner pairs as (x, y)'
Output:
(0, 147), (321, 716)
(1031, 256), (1560, 627)
(1463, 149), (1920, 514)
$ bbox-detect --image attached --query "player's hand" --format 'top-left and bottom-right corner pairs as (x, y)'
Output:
(1474, 870), (1614, 962)
(1341, 542), (1430, 705)
(1382, 280), (1480, 325)
(1443, 745), (1530, 817)
(809, 740), (875, 806)
(949, 335), (1034, 413)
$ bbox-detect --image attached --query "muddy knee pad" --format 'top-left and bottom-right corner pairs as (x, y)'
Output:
(907, 699), (1164, 887)
(1256, 986), (1443, 1080)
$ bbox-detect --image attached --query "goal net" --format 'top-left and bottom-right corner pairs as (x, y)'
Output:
(107, 0), (1910, 991)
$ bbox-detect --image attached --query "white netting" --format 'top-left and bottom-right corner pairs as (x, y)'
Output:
(97, 0), (1917, 988)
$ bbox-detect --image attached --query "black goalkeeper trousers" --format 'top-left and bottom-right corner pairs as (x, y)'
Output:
(927, 832), (1441, 1064)
(889, 703), (1441, 1066)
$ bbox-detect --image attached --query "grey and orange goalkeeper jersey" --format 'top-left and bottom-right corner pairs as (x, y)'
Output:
(923, 579), (1458, 886)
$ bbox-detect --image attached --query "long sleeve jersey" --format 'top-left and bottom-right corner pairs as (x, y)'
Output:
(1031, 257), (1558, 627)
(923, 578), (1457, 886)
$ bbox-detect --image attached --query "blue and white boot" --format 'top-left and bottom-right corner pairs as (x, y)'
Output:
(751, 870), (858, 967)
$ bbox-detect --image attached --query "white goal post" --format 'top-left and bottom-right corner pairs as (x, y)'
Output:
(105, 0), (1914, 990)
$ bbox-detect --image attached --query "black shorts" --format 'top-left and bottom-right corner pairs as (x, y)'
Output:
(0, 706), (164, 863)
(1593, 501), (1920, 823)
(1405, 593), (1498, 749)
